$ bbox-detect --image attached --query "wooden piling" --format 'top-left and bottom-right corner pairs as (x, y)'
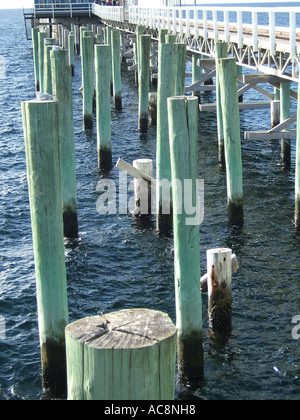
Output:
(168, 96), (203, 380)
(217, 58), (244, 227)
(51, 48), (79, 239)
(111, 29), (122, 111)
(38, 31), (47, 93)
(32, 27), (40, 92)
(138, 35), (151, 133)
(95, 45), (112, 173)
(280, 81), (291, 168)
(133, 159), (153, 217)
(81, 35), (94, 130)
(215, 42), (229, 166)
(148, 92), (157, 126)
(207, 248), (232, 335)
(156, 43), (177, 233)
(65, 309), (177, 400)
(192, 54), (201, 98)
(21, 100), (68, 397)
(271, 100), (280, 128)
(174, 44), (186, 96)
(295, 82), (300, 232)
(44, 39), (56, 95)
(68, 31), (75, 76)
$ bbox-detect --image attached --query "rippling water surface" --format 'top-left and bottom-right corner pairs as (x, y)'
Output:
(0, 8), (300, 400)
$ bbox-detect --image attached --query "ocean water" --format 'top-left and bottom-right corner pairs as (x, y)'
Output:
(0, 7), (300, 400)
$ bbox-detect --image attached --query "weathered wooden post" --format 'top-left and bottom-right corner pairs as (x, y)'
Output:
(165, 34), (177, 44)
(280, 81), (291, 168)
(271, 100), (280, 128)
(111, 29), (122, 111)
(295, 81), (300, 232)
(159, 28), (168, 44)
(68, 31), (75, 76)
(156, 43), (176, 233)
(174, 43), (186, 97)
(65, 309), (177, 400)
(95, 45), (112, 173)
(136, 25), (144, 82)
(192, 54), (202, 98)
(148, 92), (157, 126)
(51, 48), (79, 238)
(21, 100), (68, 397)
(44, 39), (57, 95)
(138, 35), (151, 133)
(32, 27), (40, 92)
(81, 35), (94, 130)
(215, 42), (229, 166)
(207, 248), (232, 335)
(133, 159), (153, 217)
(38, 31), (47, 93)
(168, 96), (203, 380)
(218, 58), (244, 227)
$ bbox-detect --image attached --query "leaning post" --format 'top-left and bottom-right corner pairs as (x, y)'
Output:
(218, 58), (244, 227)
(168, 96), (204, 380)
(21, 100), (68, 398)
(51, 48), (79, 238)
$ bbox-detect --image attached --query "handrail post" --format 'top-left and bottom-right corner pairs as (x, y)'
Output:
(269, 10), (276, 56)
(252, 10), (258, 52)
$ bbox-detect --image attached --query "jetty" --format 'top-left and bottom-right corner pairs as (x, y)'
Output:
(21, 0), (300, 400)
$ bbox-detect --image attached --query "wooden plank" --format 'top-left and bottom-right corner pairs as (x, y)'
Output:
(200, 101), (271, 112)
(244, 129), (296, 140)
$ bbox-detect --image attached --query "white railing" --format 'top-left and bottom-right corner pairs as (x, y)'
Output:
(128, 6), (300, 56)
(92, 4), (124, 23)
(34, 2), (92, 18)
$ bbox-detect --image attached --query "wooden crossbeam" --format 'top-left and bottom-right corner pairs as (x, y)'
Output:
(243, 74), (286, 84)
(268, 114), (297, 133)
(185, 70), (216, 91)
(244, 130), (297, 140)
(200, 101), (271, 112)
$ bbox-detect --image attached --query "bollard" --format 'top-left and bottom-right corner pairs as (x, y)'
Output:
(138, 35), (151, 133)
(81, 35), (94, 130)
(65, 309), (177, 400)
(32, 27), (40, 92)
(218, 58), (244, 227)
(21, 100), (68, 398)
(215, 42), (229, 166)
(295, 82), (300, 232)
(51, 48), (79, 239)
(133, 159), (153, 217)
(68, 31), (75, 76)
(207, 248), (232, 335)
(168, 96), (203, 380)
(38, 31), (47, 93)
(280, 81), (291, 168)
(95, 45), (112, 173)
(111, 29), (122, 111)
(43, 39), (56, 95)
(156, 43), (177, 233)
